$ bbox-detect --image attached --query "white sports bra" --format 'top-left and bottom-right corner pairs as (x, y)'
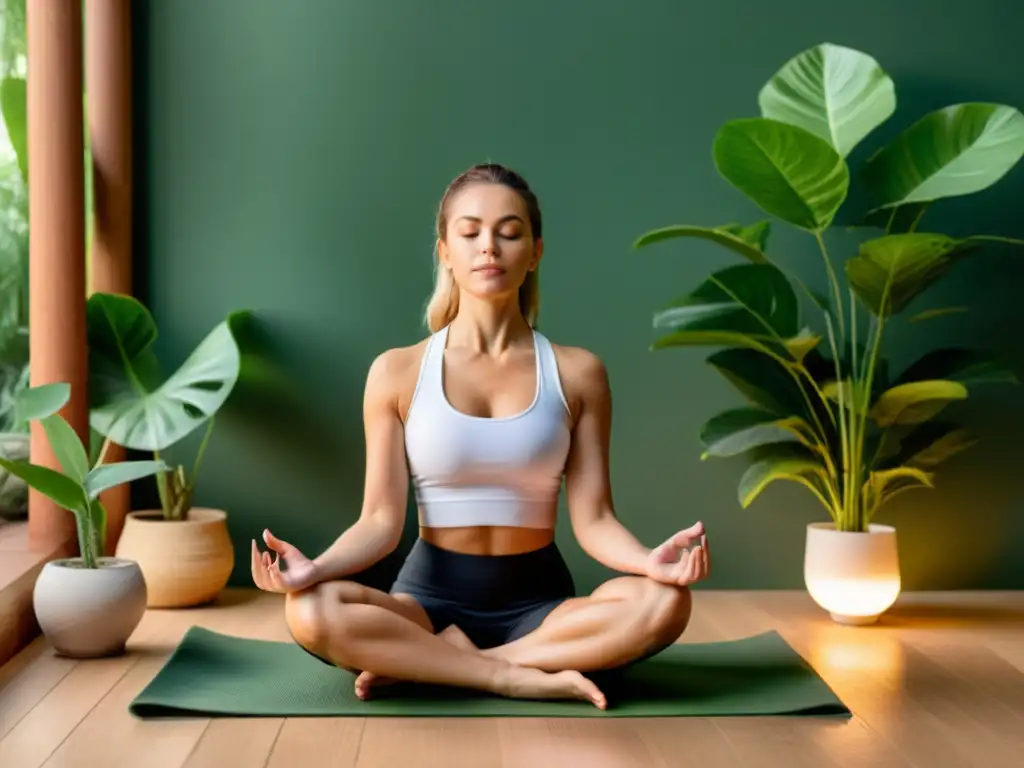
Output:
(404, 324), (572, 529)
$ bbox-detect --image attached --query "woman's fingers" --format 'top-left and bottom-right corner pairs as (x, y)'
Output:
(251, 539), (288, 593)
(251, 540), (267, 590)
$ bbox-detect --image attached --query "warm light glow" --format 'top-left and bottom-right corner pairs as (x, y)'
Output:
(805, 577), (902, 625)
(804, 522), (901, 625)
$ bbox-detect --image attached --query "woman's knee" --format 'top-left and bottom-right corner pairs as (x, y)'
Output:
(284, 580), (371, 655)
(640, 579), (693, 643)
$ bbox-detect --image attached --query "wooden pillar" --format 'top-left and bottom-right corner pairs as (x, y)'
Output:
(85, 0), (133, 554)
(26, 0), (88, 553)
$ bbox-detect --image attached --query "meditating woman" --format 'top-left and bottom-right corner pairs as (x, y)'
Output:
(250, 163), (710, 709)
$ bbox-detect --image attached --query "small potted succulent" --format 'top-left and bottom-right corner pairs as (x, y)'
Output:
(0, 382), (168, 657)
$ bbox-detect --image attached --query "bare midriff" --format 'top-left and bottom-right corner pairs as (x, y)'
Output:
(419, 524), (555, 556)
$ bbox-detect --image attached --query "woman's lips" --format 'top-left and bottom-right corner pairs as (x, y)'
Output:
(474, 266), (505, 277)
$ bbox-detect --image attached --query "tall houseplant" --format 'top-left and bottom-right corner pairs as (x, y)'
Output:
(86, 291), (253, 607)
(0, 382), (167, 656)
(635, 43), (1024, 624)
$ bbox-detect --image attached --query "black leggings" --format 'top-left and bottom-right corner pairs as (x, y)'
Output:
(298, 537), (576, 668)
(389, 537), (576, 649)
(297, 538), (664, 685)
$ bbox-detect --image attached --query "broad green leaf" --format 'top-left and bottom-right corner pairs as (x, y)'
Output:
(16, 382), (70, 421)
(737, 444), (831, 509)
(653, 263), (799, 344)
(84, 459), (169, 500)
(40, 414), (90, 483)
(652, 331), (780, 356)
(884, 420), (978, 470)
(759, 43), (895, 158)
(713, 117), (850, 231)
(699, 407), (807, 458)
(869, 380), (968, 427)
(0, 77), (27, 183)
(863, 103), (1024, 210)
(909, 306), (968, 323)
(633, 222), (770, 264)
(845, 233), (972, 316)
(896, 347), (1018, 388)
(87, 292), (250, 451)
(706, 347), (816, 420)
(0, 457), (85, 513)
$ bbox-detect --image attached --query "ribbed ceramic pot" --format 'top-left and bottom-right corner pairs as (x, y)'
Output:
(115, 507), (234, 608)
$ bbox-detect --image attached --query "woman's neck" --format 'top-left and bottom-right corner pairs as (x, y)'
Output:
(447, 295), (531, 355)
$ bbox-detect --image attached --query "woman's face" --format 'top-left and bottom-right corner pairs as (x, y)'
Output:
(438, 182), (542, 302)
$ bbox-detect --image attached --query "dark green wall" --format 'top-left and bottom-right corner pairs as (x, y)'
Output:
(133, 0), (1024, 592)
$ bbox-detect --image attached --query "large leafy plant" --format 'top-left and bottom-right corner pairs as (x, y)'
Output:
(636, 43), (1024, 533)
(86, 292), (251, 521)
(0, 382), (167, 567)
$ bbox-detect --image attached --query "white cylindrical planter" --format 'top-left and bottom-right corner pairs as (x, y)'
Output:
(804, 522), (901, 625)
(33, 557), (148, 657)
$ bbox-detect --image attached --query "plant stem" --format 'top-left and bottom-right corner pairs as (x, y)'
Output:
(908, 205), (927, 232)
(153, 448), (171, 518)
(823, 313), (851, 529)
(854, 281), (894, 532)
(95, 436), (113, 467)
(814, 231), (853, 528)
(814, 230), (846, 343)
(189, 416), (216, 492)
(967, 235), (1024, 247)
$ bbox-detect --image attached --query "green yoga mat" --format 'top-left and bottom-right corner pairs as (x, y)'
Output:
(128, 626), (849, 719)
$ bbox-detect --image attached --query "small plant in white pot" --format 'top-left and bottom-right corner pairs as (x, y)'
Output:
(0, 382), (168, 657)
(86, 292), (253, 608)
(635, 42), (1023, 624)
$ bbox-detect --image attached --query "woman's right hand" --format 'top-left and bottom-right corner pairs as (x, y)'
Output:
(251, 529), (320, 593)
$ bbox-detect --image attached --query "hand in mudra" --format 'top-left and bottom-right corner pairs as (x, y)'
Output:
(644, 521), (710, 587)
(251, 529), (320, 593)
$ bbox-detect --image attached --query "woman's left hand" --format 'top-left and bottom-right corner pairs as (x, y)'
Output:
(644, 521), (710, 587)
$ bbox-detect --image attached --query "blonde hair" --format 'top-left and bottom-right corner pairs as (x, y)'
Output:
(424, 163), (543, 332)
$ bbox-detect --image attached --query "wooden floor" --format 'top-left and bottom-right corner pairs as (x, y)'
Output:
(1, 588), (1022, 767)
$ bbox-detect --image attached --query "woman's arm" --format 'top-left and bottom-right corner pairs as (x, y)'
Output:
(560, 348), (654, 575)
(560, 347), (709, 586)
(309, 348), (413, 581)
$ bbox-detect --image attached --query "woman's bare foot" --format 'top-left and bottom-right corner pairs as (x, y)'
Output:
(354, 624), (478, 699)
(499, 665), (607, 710)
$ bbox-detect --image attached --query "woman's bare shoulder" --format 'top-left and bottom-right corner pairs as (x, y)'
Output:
(548, 341), (610, 419)
(365, 337), (432, 419)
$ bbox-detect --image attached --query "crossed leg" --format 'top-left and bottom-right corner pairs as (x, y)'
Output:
(286, 574), (692, 708)
(284, 580), (608, 708)
(483, 575), (692, 670)
(354, 574), (691, 697)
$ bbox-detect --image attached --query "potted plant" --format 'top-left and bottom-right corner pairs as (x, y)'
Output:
(86, 291), (253, 608)
(0, 382), (167, 656)
(635, 42), (1023, 625)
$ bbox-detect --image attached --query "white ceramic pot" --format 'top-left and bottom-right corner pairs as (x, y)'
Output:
(33, 557), (148, 657)
(804, 522), (901, 625)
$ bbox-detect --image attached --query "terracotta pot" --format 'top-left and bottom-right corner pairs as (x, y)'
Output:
(33, 557), (147, 657)
(804, 522), (901, 625)
(115, 507), (235, 608)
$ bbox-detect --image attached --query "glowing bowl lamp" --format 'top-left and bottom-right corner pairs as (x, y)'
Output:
(804, 522), (901, 625)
